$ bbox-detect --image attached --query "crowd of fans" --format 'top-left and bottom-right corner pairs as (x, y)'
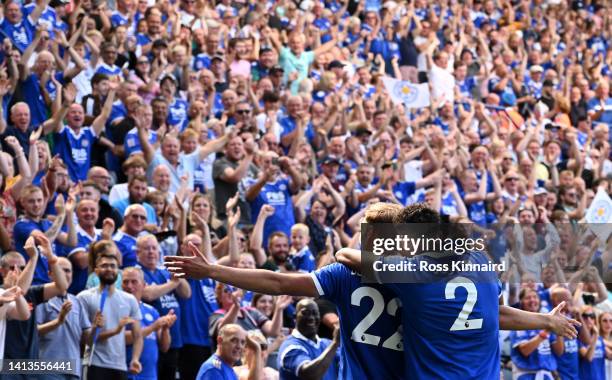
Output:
(0, 0), (608, 378)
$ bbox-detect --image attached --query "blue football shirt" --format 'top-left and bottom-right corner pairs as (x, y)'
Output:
(311, 263), (404, 379)
(383, 252), (501, 379)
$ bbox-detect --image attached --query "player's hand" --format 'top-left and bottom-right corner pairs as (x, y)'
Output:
(164, 241), (212, 279)
(129, 359), (142, 374)
(547, 301), (580, 339)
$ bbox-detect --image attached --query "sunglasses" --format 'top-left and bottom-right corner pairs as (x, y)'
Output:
(236, 109), (250, 114)
(7, 265), (25, 271)
(582, 313), (596, 319)
(506, 177), (519, 182)
(131, 214), (147, 220)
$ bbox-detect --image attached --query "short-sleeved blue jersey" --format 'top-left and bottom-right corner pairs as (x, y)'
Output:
(52, 126), (97, 182)
(311, 263), (404, 379)
(383, 252), (501, 379)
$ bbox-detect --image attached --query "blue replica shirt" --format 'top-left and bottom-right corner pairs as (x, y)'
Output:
(193, 53), (211, 71)
(127, 302), (159, 380)
(20, 73), (47, 127)
(246, 176), (295, 246)
(95, 62), (122, 77)
(110, 11), (130, 28)
(278, 330), (339, 380)
(391, 181), (416, 206)
(139, 264), (183, 349)
(587, 97), (612, 126)
(13, 217), (55, 284)
(458, 188), (487, 226)
(179, 278), (218, 347)
(113, 230), (141, 268)
(0, 17), (35, 52)
(196, 354), (237, 380)
(124, 128), (157, 157)
(553, 336), (579, 380)
(289, 246), (316, 273)
(381, 252), (501, 379)
(311, 263), (403, 379)
(510, 329), (557, 372)
(167, 98), (189, 131)
(52, 125), (97, 182)
(68, 226), (102, 295)
(579, 336), (606, 380)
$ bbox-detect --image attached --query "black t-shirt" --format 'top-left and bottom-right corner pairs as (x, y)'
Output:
(4, 285), (45, 360)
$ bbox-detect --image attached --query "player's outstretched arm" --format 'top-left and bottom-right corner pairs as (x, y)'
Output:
(165, 243), (318, 297)
(499, 302), (580, 339)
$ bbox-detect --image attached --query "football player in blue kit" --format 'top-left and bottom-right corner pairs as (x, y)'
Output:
(335, 203), (580, 379)
(168, 203), (406, 379)
(166, 203), (580, 380)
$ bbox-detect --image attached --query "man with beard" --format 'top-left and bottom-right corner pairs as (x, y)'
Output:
(112, 175), (157, 224)
(196, 324), (262, 380)
(77, 250), (143, 379)
(277, 299), (340, 380)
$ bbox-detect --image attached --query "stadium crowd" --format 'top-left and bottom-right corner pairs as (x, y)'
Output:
(0, 0), (608, 378)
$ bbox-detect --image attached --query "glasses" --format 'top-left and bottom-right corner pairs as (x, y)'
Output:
(582, 313), (596, 319)
(567, 192), (577, 197)
(236, 109), (250, 114)
(137, 60), (149, 64)
(506, 177), (519, 182)
(6, 265), (25, 271)
(131, 214), (147, 220)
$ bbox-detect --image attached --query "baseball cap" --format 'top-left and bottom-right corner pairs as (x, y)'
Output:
(270, 65), (284, 74)
(321, 156), (341, 166)
(529, 65), (544, 73)
(327, 60), (345, 70)
(534, 187), (548, 196)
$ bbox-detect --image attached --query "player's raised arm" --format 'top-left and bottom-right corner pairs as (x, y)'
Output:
(165, 243), (318, 297)
(500, 302), (580, 339)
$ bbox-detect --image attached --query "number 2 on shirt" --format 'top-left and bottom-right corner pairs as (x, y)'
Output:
(445, 277), (483, 331)
(350, 287), (403, 351)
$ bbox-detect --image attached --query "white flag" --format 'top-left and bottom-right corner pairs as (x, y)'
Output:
(382, 77), (430, 108)
(585, 188), (612, 243)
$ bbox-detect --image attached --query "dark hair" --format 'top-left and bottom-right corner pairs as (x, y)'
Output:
(262, 91), (280, 103)
(91, 73), (109, 86)
(393, 203), (441, 224)
(128, 174), (148, 188)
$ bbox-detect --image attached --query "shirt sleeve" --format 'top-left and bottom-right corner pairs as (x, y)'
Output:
(510, 330), (529, 348)
(129, 294), (143, 320)
(312, 263), (344, 300)
(280, 343), (311, 377)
